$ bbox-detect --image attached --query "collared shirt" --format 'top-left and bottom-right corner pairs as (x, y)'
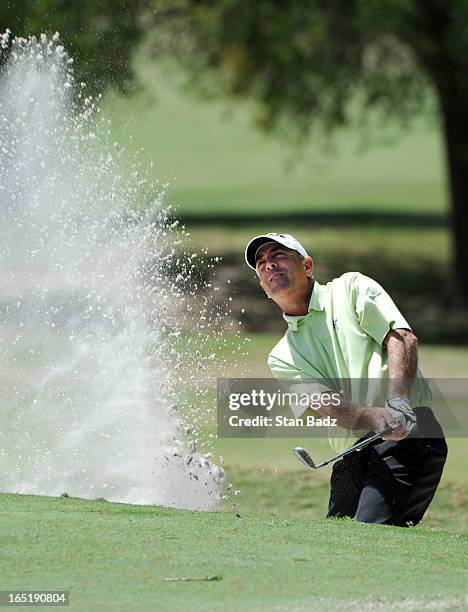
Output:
(268, 272), (431, 418)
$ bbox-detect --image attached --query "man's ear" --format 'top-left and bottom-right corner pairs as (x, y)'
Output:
(303, 256), (314, 278)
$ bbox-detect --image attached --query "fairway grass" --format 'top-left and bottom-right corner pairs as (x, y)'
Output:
(2, 340), (467, 609)
(1, 493), (467, 611)
(239, 334), (468, 379)
(101, 59), (447, 216)
(226, 465), (468, 535)
(183, 225), (450, 263)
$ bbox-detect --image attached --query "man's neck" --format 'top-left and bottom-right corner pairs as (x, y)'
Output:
(278, 280), (314, 316)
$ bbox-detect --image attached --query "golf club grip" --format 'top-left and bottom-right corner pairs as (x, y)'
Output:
(356, 425), (393, 446)
(340, 425), (394, 457)
(378, 425), (395, 437)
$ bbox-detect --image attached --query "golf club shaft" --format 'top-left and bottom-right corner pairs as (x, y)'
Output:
(294, 426), (394, 470)
(316, 426), (393, 467)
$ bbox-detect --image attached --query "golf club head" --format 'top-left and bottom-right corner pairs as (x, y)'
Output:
(293, 447), (317, 470)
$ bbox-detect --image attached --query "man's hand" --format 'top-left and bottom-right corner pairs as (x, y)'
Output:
(303, 391), (416, 441)
(361, 405), (412, 441)
(385, 395), (416, 436)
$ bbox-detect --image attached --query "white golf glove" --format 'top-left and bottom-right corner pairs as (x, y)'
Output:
(385, 395), (417, 434)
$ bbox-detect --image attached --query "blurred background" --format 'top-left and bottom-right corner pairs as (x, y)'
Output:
(2, 1), (467, 342)
(1, 1), (467, 528)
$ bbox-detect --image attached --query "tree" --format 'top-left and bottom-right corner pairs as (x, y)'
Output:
(0, 0), (145, 92)
(3, 1), (468, 300)
(149, 0), (468, 301)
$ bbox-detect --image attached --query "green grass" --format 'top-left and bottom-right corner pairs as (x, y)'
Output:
(3, 57), (465, 608)
(2, 335), (467, 609)
(184, 225), (450, 260)
(100, 59), (448, 215)
(179, 222), (468, 342)
(1, 493), (467, 611)
(227, 465), (468, 535)
(239, 334), (468, 379)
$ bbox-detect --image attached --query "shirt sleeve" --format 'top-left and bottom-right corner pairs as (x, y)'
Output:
(268, 352), (305, 380)
(352, 274), (412, 346)
(268, 355), (336, 417)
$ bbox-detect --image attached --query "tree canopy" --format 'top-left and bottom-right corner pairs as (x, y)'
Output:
(150, 1), (434, 133)
(2, 0), (468, 299)
(0, 0), (144, 92)
(148, 0), (468, 301)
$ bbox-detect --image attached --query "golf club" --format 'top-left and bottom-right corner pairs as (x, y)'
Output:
(293, 426), (393, 470)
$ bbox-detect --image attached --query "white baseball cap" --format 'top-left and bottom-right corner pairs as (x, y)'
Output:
(245, 232), (309, 270)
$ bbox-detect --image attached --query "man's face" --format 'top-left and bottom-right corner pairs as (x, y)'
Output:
(255, 242), (313, 302)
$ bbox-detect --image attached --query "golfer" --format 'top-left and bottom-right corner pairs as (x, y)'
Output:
(245, 232), (447, 527)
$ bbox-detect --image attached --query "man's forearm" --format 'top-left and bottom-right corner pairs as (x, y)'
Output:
(306, 397), (372, 431)
(301, 328), (419, 434)
(385, 329), (418, 399)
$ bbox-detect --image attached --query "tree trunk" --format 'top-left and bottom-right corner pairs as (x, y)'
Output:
(408, 1), (468, 303)
(438, 86), (468, 303)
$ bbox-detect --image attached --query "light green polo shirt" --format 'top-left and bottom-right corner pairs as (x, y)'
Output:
(268, 272), (431, 443)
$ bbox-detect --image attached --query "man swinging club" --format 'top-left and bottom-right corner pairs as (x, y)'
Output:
(245, 232), (447, 527)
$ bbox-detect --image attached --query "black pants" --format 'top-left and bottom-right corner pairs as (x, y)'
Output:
(327, 407), (447, 527)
